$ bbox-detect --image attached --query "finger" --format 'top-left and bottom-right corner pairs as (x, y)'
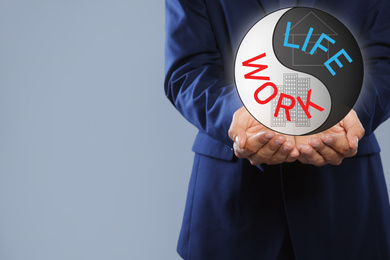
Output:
(229, 124), (247, 150)
(297, 145), (310, 165)
(228, 107), (250, 149)
(283, 135), (298, 162)
(321, 133), (352, 157)
(297, 143), (327, 166)
(309, 137), (343, 165)
(248, 135), (286, 165)
(295, 136), (311, 164)
(268, 139), (295, 165)
(246, 131), (274, 151)
(234, 129), (247, 150)
(342, 110), (364, 152)
(286, 147), (300, 162)
(233, 142), (252, 159)
(260, 135), (286, 158)
(234, 131), (273, 158)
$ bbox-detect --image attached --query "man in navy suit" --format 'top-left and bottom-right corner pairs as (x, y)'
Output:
(165, 0), (390, 259)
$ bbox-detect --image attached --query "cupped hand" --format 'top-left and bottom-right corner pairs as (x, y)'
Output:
(296, 109), (364, 166)
(228, 107), (364, 166)
(228, 107), (299, 165)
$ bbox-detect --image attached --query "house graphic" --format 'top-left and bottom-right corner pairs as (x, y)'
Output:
(285, 12), (338, 67)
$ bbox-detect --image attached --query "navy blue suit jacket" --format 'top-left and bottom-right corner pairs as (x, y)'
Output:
(165, 0), (390, 259)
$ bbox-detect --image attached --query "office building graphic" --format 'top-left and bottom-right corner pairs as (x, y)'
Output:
(271, 86), (286, 127)
(271, 74), (310, 127)
(296, 78), (311, 127)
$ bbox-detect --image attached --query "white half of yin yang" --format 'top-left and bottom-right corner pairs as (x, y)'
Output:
(235, 8), (331, 136)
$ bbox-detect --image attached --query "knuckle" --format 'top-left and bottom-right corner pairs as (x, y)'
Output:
(315, 161), (326, 167)
(256, 154), (270, 164)
(265, 158), (278, 165)
(234, 151), (244, 158)
(262, 155), (272, 163)
(270, 157), (280, 164)
(232, 111), (238, 118)
(245, 146), (257, 154)
(228, 128), (233, 139)
(325, 153), (338, 162)
(340, 147), (350, 155)
(330, 158), (343, 166)
(249, 154), (263, 165)
(249, 159), (259, 166)
(256, 151), (268, 160)
(361, 128), (365, 137)
(308, 158), (320, 166)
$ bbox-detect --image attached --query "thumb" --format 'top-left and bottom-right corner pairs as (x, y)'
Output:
(228, 107), (250, 149)
(343, 110), (365, 150)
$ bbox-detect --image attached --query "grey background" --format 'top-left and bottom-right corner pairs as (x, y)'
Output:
(0, 1), (388, 260)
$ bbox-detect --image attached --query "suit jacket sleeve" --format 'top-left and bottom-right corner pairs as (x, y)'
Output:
(164, 0), (242, 147)
(354, 0), (390, 135)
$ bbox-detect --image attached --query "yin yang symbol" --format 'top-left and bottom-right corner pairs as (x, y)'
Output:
(234, 7), (363, 135)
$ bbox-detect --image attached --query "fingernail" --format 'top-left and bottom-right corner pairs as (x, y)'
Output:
(311, 141), (320, 148)
(312, 142), (320, 148)
(355, 136), (359, 148)
(265, 132), (274, 140)
(275, 139), (284, 145)
(323, 137), (333, 144)
(283, 145), (292, 152)
(235, 136), (240, 147)
(305, 147), (313, 154)
(233, 142), (239, 151)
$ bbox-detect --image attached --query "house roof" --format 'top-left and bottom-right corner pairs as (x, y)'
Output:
(288, 11), (338, 35)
